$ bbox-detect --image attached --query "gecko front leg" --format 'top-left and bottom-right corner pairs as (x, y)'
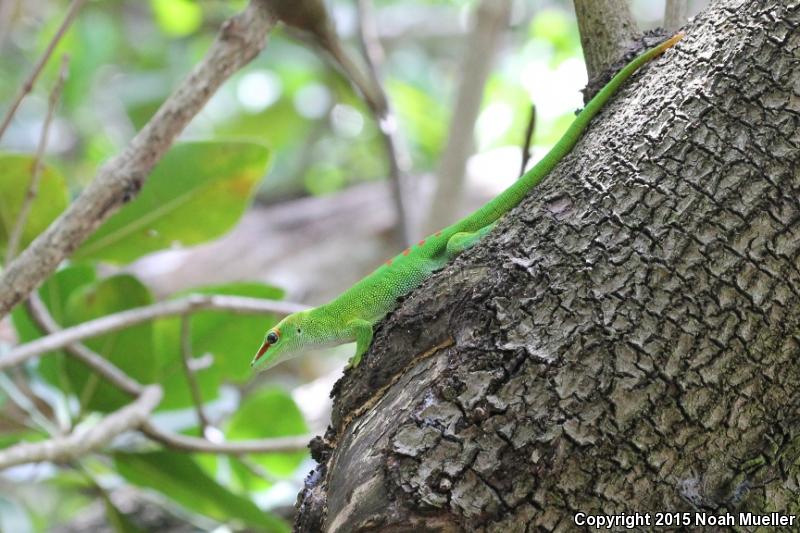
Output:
(346, 319), (373, 368)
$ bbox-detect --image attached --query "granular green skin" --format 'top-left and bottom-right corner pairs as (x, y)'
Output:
(252, 33), (684, 373)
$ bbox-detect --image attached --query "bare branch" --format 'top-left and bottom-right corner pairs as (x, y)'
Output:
(664, 0), (690, 32)
(0, 0), (84, 141)
(518, 103), (536, 178)
(0, 385), (162, 470)
(140, 423), (311, 454)
(573, 0), (642, 80)
(273, 0), (411, 245)
(179, 315), (209, 434)
(5, 55), (70, 263)
(0, 0), (277, 319)
(2, 294), (307, 371)
(0, 372), (57, 434)
(356, 0), (411, 246)
(25, 294), (143, 396)
(26, 294), (311, 456)
(0, 0), (18, 51)
(423, 0), (511, 234)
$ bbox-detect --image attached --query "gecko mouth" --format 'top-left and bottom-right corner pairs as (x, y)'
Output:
(252, 342), (269, 364)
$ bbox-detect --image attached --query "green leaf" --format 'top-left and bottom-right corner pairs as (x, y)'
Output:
(226, 388), (308, 491)
(154, 282), (284, 411)
(74, 141), (270, 264)
(0, 154), (69, 263)
(150, 0), (203, 37)
(38, 7), (121, 112)
(184, 282), (284, 382)
(388, 81), (447, 166)
(63, 275), (156, 412)
(11, 265), (97, 392)
(114, 451), (289, 532)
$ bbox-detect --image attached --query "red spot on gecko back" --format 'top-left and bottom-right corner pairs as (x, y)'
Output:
(418, 239), (426, 246)
(385, 259), (393, 266)
(435, 231), (442, 237)
(402, 248), (410, 256)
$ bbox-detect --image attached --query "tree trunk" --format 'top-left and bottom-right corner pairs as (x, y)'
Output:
(573, 0), (641, 80)
(296, 1), (800, 530)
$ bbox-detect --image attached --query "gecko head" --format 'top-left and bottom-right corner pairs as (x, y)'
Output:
(251, 311), (311, 373)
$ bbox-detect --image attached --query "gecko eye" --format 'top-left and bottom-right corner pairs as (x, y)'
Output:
(267, 332), (279, 344)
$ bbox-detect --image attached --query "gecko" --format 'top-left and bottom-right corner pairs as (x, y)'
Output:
(251, 33), (683, 373)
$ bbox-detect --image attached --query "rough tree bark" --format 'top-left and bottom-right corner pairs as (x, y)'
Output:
(574, 0), (641, 80)
(295, 0), (800, 531)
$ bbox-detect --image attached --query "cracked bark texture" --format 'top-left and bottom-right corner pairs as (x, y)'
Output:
(296, 1), (800, 531)
(574, 0), (642, 80)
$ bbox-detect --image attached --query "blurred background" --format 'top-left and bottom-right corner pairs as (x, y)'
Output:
(0, 0), (708, 530)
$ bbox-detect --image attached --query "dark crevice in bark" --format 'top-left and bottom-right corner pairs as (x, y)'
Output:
(296, 1), (800, 531)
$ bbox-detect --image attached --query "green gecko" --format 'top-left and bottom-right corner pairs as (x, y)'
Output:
(251, 33), (684, 373)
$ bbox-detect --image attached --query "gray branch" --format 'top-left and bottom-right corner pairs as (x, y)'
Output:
(573, 0), (641, 80)
(356, 0), (412, 246)
(25, 294), (145, 396)
(140, 423), (311, 454)
(5, 55), (69, 263)
(0, 0), (83, 141)
(0, 385), (162, 470)
(2, 294), (308, 371)
(664, 0), (690, 31)
(422, 0), (511, 235)
(179, 315), (210, 434)
(0, 0), (277, 319)
(25, 293), (311, 455)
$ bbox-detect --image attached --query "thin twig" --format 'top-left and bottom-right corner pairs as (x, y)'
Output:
(422, 0), (511, 234)
(179, 315), (209, 435)
(25, 294), (311, 455)
(0, 0), (84, 141)
(236, 454), (280, 483)
(0, 385), (162, 470)
(0, 0), (18, 51)
(5, 55), (70, 263)
(26, 295), (144, 396)
(0, 0), (277, 319)
(3, 294), (307, 371)
(518, 103), (536, 178)
(355, 0), (411, 246)
(0, 372), (57, 434)
(9, 363), (62, 432)
(140, 423), (311, 454)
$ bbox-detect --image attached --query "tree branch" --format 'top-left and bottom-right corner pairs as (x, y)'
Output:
(25, 294), (143, 396)
(573, 0), (641, 80)
(5, 55), (69, 263)
(422, 0), (511, 234)
(0, 385), (162, 470)
(25, 293), (311, 455)
(0, 0), (18, 52)
(356, 0), (412, 246)
(0, 0), (277, 319)
(0, 0), (83, 141)
(2, 294), (307, 371)
(179, 315), (209, 435)
(664, 0), (690, 31)
(518, 103), (536, 178)
(0, 372), (57, 435)
(140, 423), (311, 454)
